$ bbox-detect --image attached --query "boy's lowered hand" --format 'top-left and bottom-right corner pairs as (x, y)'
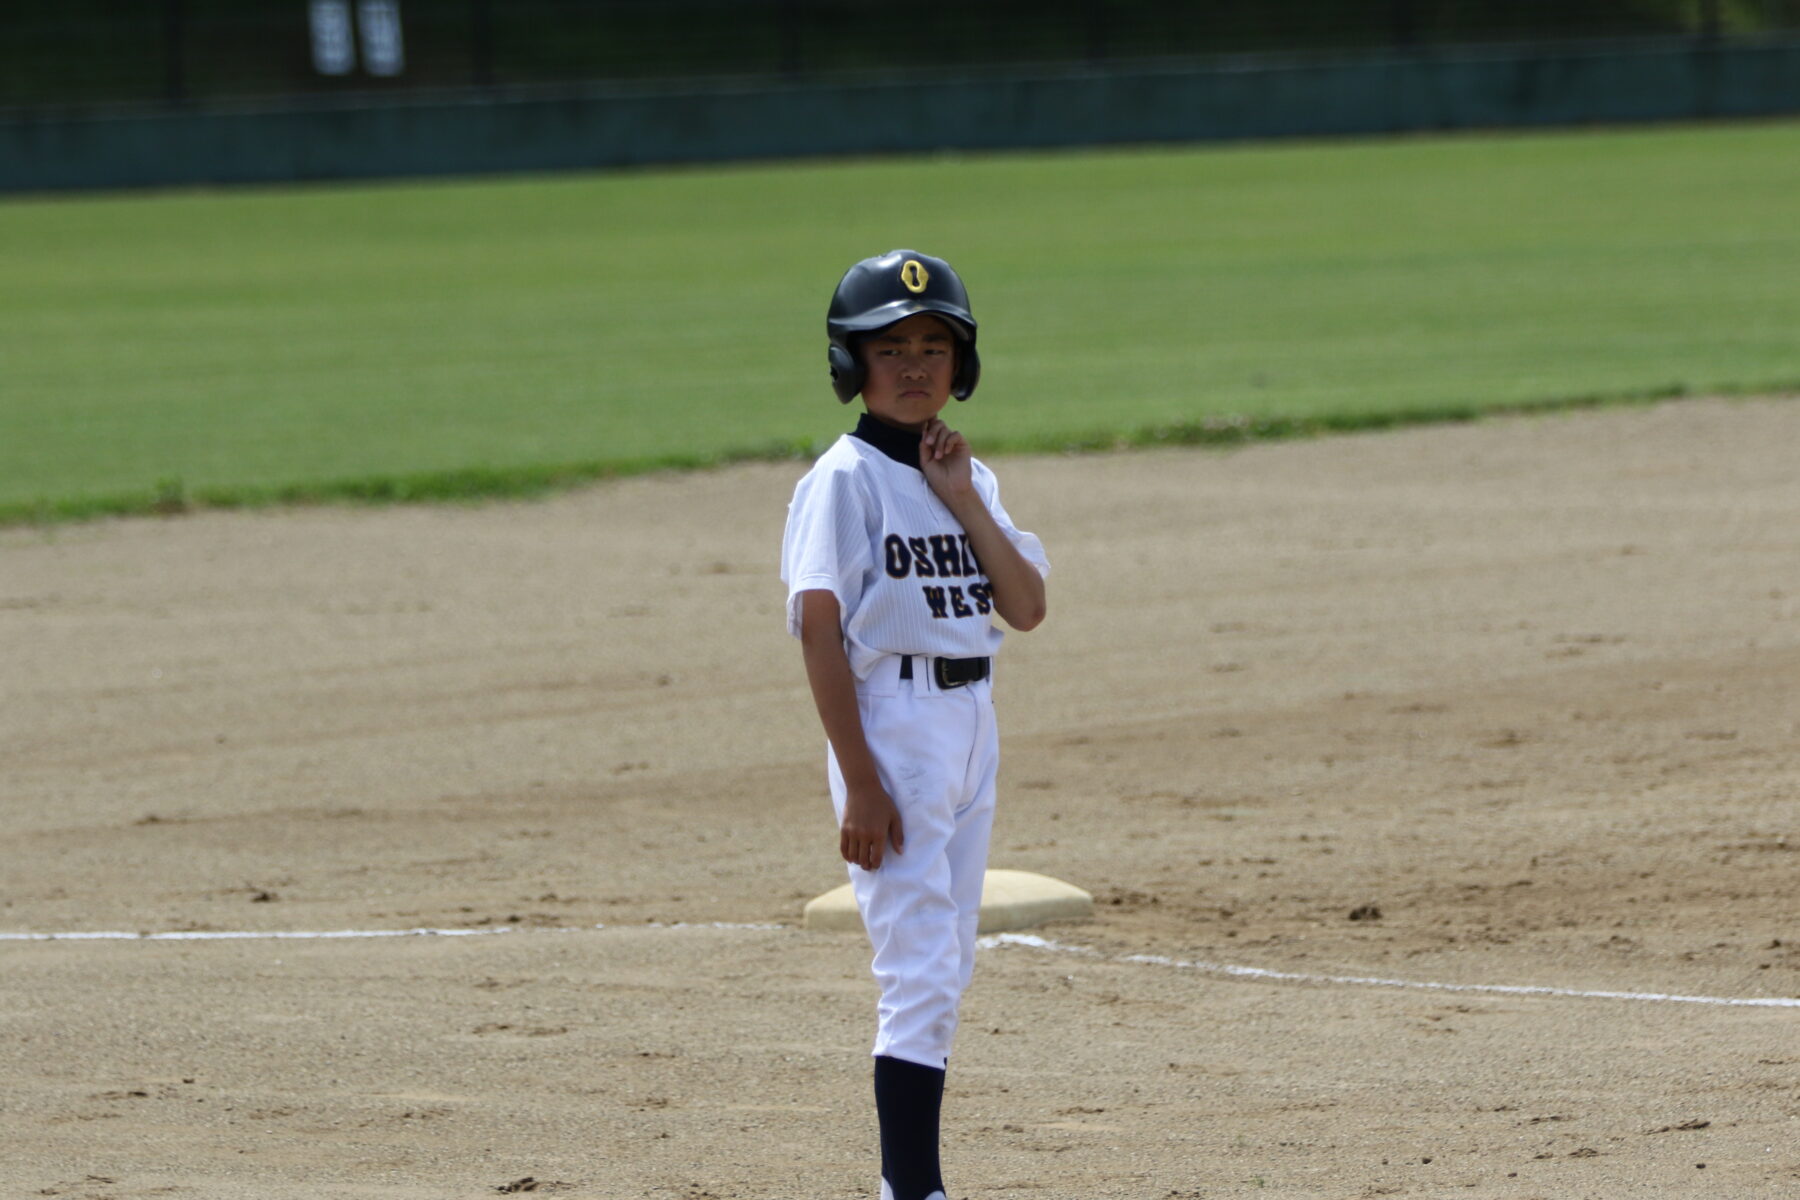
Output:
(840, 780), (904, 871)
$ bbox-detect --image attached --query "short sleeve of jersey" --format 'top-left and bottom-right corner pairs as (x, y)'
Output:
(780, 450), (875, 639)
(973, 460), (1052, 580)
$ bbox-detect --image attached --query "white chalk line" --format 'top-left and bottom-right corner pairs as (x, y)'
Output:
(5, 923), (1794, 1010)
(1, 927), (510, 942)
(0, 921), (780, 943)
(983, 933), (1800, 1010)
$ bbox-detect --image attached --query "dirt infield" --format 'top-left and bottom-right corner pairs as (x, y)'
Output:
(4, 397), (1797, 1199)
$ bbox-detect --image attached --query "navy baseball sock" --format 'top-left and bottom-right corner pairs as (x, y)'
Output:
(873, 1054), (946, 1200)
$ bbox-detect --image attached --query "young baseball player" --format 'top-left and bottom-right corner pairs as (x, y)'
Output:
(781, 250), (1050, 1200)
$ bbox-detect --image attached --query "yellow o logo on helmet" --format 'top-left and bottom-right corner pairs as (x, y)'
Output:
(899, 259), (930, 294)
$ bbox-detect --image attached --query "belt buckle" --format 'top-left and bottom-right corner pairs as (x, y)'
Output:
(932, 656), (987, 690)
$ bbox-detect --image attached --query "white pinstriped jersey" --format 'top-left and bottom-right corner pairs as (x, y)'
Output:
(782, 434), (1050, 680)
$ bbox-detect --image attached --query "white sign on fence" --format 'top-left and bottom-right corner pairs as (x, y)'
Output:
(308, 0), (356, 75)
(357, 0), (407, 77)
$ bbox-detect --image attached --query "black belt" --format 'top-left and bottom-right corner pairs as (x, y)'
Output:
(899, 655), (991, 690)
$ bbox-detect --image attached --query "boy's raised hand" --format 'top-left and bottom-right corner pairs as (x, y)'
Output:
(919, 417), (973, 503)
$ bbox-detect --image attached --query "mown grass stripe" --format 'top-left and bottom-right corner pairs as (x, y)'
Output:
(7, 384), (1790, 528)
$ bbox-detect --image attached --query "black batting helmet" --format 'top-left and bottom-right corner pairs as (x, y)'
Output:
(827, 249), (980, 404)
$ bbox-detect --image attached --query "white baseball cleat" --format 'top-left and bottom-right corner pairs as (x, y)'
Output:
(878, 1183), (946, 1200)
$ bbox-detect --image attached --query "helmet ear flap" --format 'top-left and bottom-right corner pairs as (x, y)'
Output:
(827, 343), (862, 404)
(951, 344), (981, 401)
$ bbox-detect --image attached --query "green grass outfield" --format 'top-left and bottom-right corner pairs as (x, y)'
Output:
(3, 120), (1798, 522)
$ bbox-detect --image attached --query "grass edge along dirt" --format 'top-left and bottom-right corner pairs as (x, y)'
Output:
(8, 121), (1797, 526)
(7, 383), (1794, 528)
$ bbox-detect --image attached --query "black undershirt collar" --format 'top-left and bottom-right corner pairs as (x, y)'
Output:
(851, 412), (923, 472)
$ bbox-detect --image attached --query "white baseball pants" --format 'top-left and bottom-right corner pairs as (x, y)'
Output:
(828, 654), (999, 1070)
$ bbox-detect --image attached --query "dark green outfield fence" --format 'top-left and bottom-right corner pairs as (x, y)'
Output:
(5, 38), (1800, 192)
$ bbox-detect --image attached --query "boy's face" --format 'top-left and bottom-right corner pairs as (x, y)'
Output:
(859, 314), (957, 431)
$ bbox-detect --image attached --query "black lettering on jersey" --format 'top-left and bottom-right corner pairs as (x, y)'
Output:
(883, 534), (913, 579)
(921, 586), (950, 620)
(929, 535), (963, 578)
(908, 537), (935, 578)
(959, 534), (981, 577)
(948, 586), (974, 618)
(968, 582), (993, 615)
